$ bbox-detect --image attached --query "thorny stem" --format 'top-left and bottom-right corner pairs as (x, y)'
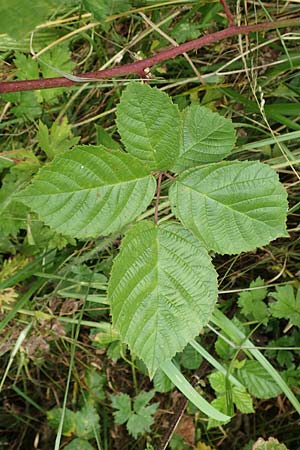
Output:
(154, 173), (163, 225)
(0, 18), (299, 94)
(220, 0), (235, 26)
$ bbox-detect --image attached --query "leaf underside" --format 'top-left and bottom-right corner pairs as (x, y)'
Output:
(18, 146), (156, 239)
(116, 82), (181, 171)
(173, 104), (236, 172)
(169, 161), (288, 255)
(109, 220), (218, 376)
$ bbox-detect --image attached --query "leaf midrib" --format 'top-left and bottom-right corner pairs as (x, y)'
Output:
(20, 173), (153, 197)
(180, 181), (284, 227)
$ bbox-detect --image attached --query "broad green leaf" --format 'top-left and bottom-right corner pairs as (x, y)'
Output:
(208, 371), (253, 413)
(64, 439), (95, 450)
(153, 368), (174, 393)
(95, 124), (121, 151)
(14, 52), (40, 80)
(169, 161), (288, 254)
(74, 405), (100, 439)
(266, 331), (300, 369)
(8, 92), (42, 121)
(107, 340), (123, 361)
(0, 158), (39, 237)
(180, 342), (202, 370)
(173, 104), (236, 172)
(40, 44), (75, 102)
(47, 408), (76, 436)
(212, 308), (300, 415)
(208, 371), (227, 394)
(282, 368), (300, 391)
(207, 396), (231, 429)
(253, 437), (289, 450)
(269, 285), (300, 326)
(133, 390), (155, 413)
(0, 0), (58, 38)
(109, 221), (218, 376)
(237, 360), (283, 399)
(116, 83), (181, 170)
(111, 390), (158, 438)
(111, 393), (132, 424)
(38, 118), (79, 160)
(171, 22), (201, 44)
(83, 0), (132, 26)
(170, 434), (191, 450)
(83, 369), (106, 404)
(238, 277), (269, 323)
(232, 387), (254, 414)
(3, 53), (42, 119)
(18, 146), (156, 239)
(126, 403), (158, 439)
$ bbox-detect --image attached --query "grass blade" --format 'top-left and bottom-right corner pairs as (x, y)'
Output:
(160, 359), (230, 421)
(212, 308), (300, 415)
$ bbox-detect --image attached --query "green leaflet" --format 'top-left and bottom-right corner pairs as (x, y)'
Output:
(39, 43), (76, 103)
(95, 124), (121, 151)
(237, 360), (283, 399)
(17, 146), (156, 239)
(253, 437), (289, 450)
(169, 160), (288, 254)
(116, 82), (181, 170)
(47, 408), (77, 437)
(232, 387), (254, 414)
(74, 405), (101, 440)
(111, 390), (159, 439)
(47, 404), (100, 442)
(3, 46), (74, 120)
(64, 439), (95, 450)
(269, 285), (300, 326)
(83, 0), (132, 26)
(0, 0), (59, 38)
(173, 104), (236, 172)
(38, 118), (79, 160)
(109, 220), (218, 377)
(238, 277), (269, 323)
